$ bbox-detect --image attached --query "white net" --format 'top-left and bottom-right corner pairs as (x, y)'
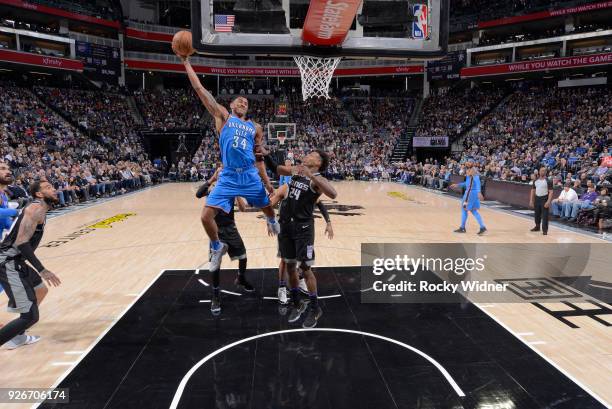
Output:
(293, 55), (341, 100)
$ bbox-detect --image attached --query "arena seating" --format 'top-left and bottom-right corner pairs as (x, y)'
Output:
(0, 80), (609, 230)
(1, 83), (160, 207)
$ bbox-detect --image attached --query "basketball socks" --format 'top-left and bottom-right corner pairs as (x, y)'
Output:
(279, 280), (287, 288)
(309, 292), (318, 308)
(211, 240), (222, 251)
(212, 269), (220, 297)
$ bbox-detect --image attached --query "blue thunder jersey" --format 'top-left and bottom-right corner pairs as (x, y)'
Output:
(0, 192), (16, 234)
(219, 115), (257, 169)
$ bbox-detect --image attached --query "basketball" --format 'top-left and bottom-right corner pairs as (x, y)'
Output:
(172, 30), (194, 58)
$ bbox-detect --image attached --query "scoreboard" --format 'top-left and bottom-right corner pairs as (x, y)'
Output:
(75, 41), (121, 82)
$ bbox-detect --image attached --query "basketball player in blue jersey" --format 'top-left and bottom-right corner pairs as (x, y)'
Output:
(179, 55), (280, 271)
(450, 163), (487, 235)
(0, 163), (20, 298)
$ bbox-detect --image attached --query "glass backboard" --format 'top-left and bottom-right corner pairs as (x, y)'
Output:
(191, 0), (449, 58)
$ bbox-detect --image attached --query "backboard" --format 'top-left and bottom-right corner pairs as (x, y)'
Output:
(267, 123), (297, 142)
(191, 0), (449, 58)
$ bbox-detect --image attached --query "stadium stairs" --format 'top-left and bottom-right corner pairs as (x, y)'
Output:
(126, 95), (145, 126)
(390, 98), (422, 162)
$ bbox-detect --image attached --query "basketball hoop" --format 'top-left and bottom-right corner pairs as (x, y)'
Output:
(293, 55), (341, 100)
(277, 135), (287, 146)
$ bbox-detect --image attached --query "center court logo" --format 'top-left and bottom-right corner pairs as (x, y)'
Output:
(41, 213), (136, 248)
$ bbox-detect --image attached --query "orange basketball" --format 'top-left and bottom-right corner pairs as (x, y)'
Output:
(172, 31), (195, 58)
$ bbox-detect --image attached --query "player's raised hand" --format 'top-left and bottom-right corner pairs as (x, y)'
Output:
(40, 269), (61, 287)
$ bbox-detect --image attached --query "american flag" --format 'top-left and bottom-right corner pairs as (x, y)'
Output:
(214, 15), (235, 32)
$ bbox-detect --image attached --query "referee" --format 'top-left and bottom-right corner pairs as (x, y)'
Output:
(529, 167), (553, 235)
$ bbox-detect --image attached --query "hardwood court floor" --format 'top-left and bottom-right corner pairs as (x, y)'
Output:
(0, 181), (610, 408)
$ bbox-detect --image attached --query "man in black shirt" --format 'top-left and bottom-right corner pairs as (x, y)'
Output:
(264, 150), (337, 328)
(530, 167), (553, 235)
(197, 166), (255, 315)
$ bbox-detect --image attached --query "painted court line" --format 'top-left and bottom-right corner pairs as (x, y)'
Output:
(51, 362), (77, 367)
(474, 303), (610, 407)
(41, 269), (167, 408)
(168, 328), (466, 409)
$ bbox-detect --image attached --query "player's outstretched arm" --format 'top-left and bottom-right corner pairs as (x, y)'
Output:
(181, 57), (228, 125)
(297, 166), (337, 199)
(269, 184), (289, 207)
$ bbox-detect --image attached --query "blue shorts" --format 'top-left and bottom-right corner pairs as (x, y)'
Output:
(462, 192), (480, 211)
(279, 175), (292, 186)
(206, 167), (270, 214)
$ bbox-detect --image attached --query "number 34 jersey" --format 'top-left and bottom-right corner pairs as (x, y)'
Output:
(279, 175), (321, 223)
(219, 115), (256, 169)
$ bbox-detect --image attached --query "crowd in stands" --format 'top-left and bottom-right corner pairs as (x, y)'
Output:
(134, 88), (209, 130)
(1, 83), (160, 207)
(34, 87), (145, 162)
(416, 86), (506, 141)
(394, 84), (611, 231)
(0, 78), (609, 230)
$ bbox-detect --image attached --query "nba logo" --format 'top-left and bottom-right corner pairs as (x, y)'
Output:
(413, 4), (428, 39)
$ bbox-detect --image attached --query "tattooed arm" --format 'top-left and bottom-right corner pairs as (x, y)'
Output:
(15, 204), (61, 287)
